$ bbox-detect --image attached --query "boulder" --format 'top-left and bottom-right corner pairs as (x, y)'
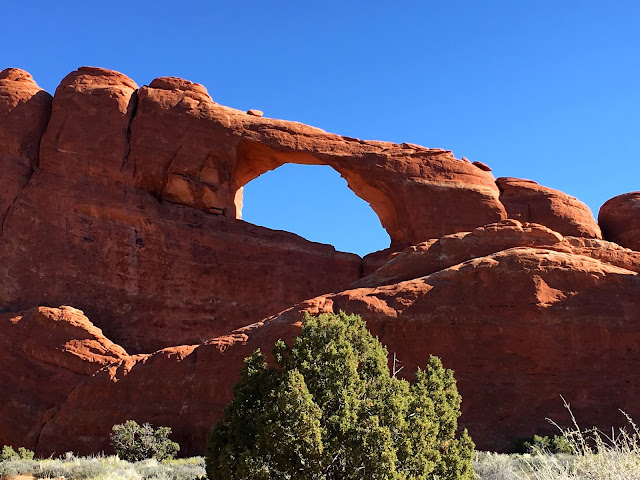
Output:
(599, 192), (640, 251)
(497, 177), (601, 238)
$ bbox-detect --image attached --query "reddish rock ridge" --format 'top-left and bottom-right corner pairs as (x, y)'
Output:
(0, 306), (127, 451)
(0, 67), (605, 354)
(354, 219), (640, 288)
(599, 191), (640, 252)
(35, 236), (640, 455)
(497, 177), (602, 239)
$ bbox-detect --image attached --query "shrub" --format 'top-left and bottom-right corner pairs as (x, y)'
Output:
(206, 311), (475, 479)
(1, 444), (35, 461)
(514, 434), (574, 455)
(111, 420), (180, 462)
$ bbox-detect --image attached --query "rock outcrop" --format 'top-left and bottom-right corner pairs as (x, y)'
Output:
(35, 239), (640, 455)
(354, 219), (640, 288)
(497, 177), (602, 238)
(129, 76), (508, 246)
(599, 192), (640, 252)
(0, 68), (51, 228)
(0, 306), (127, 450)
(0, 67), (362, 352)
(0, 66), (637, 456)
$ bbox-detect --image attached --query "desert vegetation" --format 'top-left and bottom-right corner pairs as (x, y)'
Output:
(3, 409), (640, 479)
(110, 420), (180, 462)
(474, 403), (640, 480)
(4, 412), (640, 480)
(206, 311), (475, 479)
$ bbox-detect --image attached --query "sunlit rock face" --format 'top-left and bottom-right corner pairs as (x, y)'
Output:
(2, 67), (638, 456)
(496, 177), (602, 239)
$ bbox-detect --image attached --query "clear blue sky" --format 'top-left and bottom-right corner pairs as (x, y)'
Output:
(3, 1), (639, 256)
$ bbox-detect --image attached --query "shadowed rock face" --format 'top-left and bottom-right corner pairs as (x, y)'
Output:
(599, 191), (640, 252)
(1, 66), (636, 455)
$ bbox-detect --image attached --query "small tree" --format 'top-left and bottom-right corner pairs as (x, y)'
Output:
(0, 445), (34, 461)
(206, 311), (474, 479)
(111, 420), (180, 462)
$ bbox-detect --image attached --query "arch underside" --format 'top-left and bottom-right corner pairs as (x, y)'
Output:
(231, 139), (400, 246)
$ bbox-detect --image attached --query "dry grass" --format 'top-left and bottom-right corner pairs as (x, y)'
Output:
(3, 401), (640, 480)
(475, 398), (640, 480)
(0, 455), (205, 480)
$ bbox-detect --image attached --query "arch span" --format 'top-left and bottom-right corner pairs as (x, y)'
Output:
(129, 77), (507, 248)
(231, 139), (399, 249)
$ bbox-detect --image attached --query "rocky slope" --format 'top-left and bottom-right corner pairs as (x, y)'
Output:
(1, 66), (638, 455)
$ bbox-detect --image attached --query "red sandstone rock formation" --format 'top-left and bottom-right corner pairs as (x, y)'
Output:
(36, 240), (640, 455)
(0, 68), (51, 228)
(129, 77), (506, 246)
(0, 66), (634, 456)
(0, 306), (126, 450)
(599, 192), (640, 252)
(497, 177), (602, 238)
(354, 219), (640, 288)
(0, 67), (362, 352)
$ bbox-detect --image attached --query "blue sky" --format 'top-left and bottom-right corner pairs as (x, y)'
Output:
(3, 1), (639, 255)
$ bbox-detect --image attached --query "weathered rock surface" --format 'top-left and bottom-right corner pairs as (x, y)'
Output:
(497, 177), (601, 238)
(37, 243), (640, 455)
(39, 67), (138, 182)
(599, 192), (640, 251)
(354, 219), (640, 288)
(1, 66), (637, 456)
(0, 306), (126, 450)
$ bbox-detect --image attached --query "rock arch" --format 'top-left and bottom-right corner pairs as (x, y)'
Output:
(231, 138), (399, 245)
(128, 76), (507, 247)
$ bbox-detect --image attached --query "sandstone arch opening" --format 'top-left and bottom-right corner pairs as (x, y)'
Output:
(241, 164), (391, 256)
